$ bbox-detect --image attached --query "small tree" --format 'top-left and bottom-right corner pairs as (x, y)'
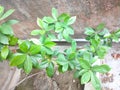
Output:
(0, 6), (120, 90)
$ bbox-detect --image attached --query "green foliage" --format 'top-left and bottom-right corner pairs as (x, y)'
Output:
(1, 46), (9, 59)
(0, 9), (14, 20)
(0, 6), (18, 61)
(90, 71), (101, 90)
(10, 54), (27, 66)
(0, 6), (120, 90)
(81, 71), (91, 84)
(92, 64), (111, 73)
(46, 62), (54, 77)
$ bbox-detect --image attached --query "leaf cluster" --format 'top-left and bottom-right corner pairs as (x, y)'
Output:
(0, 6), (120, 90)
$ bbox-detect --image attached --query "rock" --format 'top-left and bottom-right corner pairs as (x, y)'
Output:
(0, 61), (20, 90)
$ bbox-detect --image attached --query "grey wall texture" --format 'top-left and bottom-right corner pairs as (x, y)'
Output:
(0, 0), (120, 39)
(0, 0), (120, 90)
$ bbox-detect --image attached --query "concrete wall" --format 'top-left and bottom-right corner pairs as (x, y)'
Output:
(0, 0), (120, 39)
(0, 0), (120, 90)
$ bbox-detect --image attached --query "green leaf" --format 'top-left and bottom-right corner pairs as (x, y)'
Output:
(46, 62), (54, 77)
(68, 52), (76, 60)
(79, 59), (91, 69)
(90, 39), (99, 47)
(48, 33), (56, 39)
(81, 71), (91, 84)
(5, 20), (19, 25)
(67, 16), (76, 25)
(58, 13), (70, 21)
(1, 46), (9, 59)
(24, 55), (32, 74)
(43, 16), (55, 24)
(99, 28), (111, 38)
(44, 41), (56, 48)
(96, 46), (108, 59)
(55, 22), (63, 33)
(0, 33), (9, 44)
(65, 27), (74, 35)
(19, 41), (30, 53)
(92, 64), (111, 73)
(95, 34), (100, 41)
(84, 27), (95, 35)
(0, 24), (14, 35)
(52, 8), (58, 20)
(103, 28), (111, 38)
(41, 46), (53, 55)
(0, 9), (15, 20)
(79, 69), (88, 76)
(9, 36), (18, 46)
(10, 54), (27, 66)
(83, 51), (91, 61)
(0, 6), (4, 17)
(58, 33), (63, 41)
(115, 29), (120, 36)
(30, 54), (41, 68)
(74, 70), (80, 78)
(56, 54), (68, 65)
(39, 30), (46, 35)
(90, 71), (101, 90)
(96, 23), (105, 31)
(46, 24), (54, 31)
(63, 30), (72, 42)
(29, 44), (41, 55)
(37, 18), (44, 29)
(31, 29), (41, 36)
(90, 45), (95, 52)
(38, 60), (49, 69)
(62, 64), (68, 72)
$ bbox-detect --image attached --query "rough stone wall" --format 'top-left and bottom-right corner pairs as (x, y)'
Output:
(0, 0), (120, 90)
(0, 0), (120, 38)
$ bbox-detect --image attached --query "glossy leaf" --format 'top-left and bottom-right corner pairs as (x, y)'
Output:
(10, 54), (27, 66)
(56, 54), (68, 65)
(30, 54), (41, 68)
(0, 24), (14, 35)
(0, 33), (9, 44)
(19, 41), (30, 53)
(81, 71), (91, 84)
(44, 41), (56, 48)
(29, 44), (41, 55)
(0, 9), (15, 20)
(74, 69), (88, 78)
(0, 6), (4, 17)
(37, 18), (44, 29)
(79, 59), (91, 69)
(58, 33), (63, 40)
(67, 16), (76, 25)
(84, 27), (95, 35)
(31, 29), (41, 35)
(43, 17), (55, 24)
(38, 60), (49, 69)
(63, 30), (72, 42)
(24, 55), (32, 74)
(90, 71), (101, 90)
(52, 8), (58, 20)
(1, 46), (9, 59)
(58, 13), (70, 21)
(92, 64), (111, 73)
(5, 20), (19, 25)
(48, 33), (56, 39)
(96, 23), (105, 31)
(9, 36), (18, 46)
(62, 64), (68, 72)
(46, 62), (54, 77)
